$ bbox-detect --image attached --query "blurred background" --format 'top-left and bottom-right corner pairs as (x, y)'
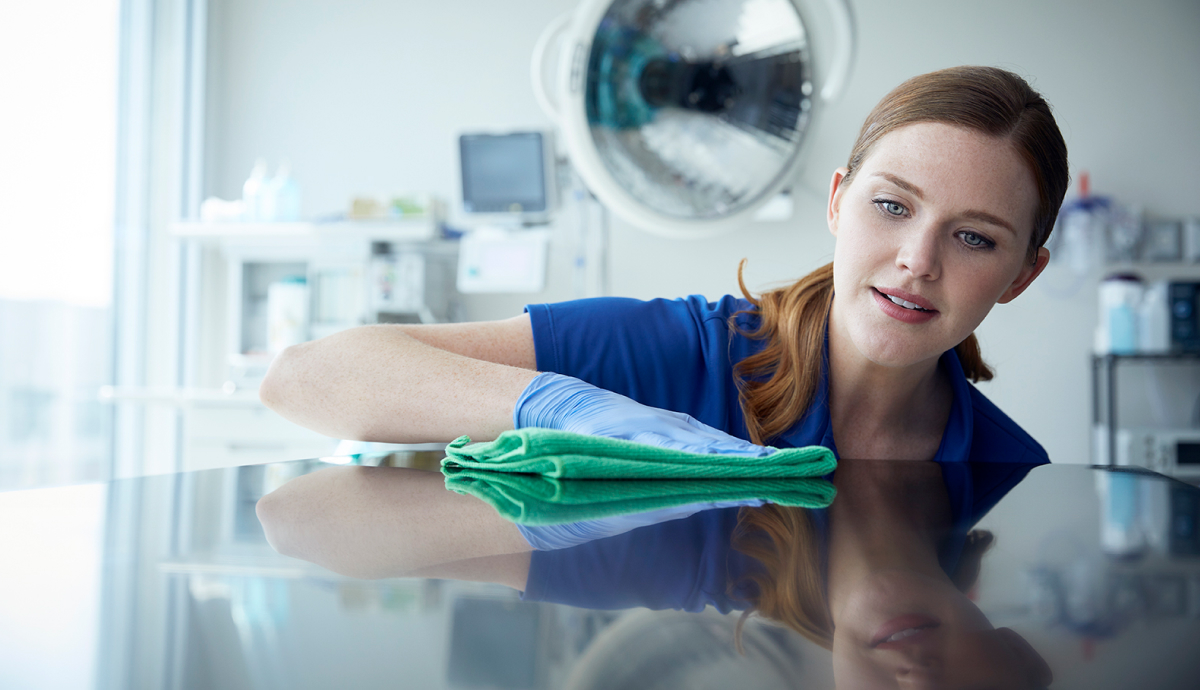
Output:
(2, 0), (1199, 488)
(1, 3), (1200, 689)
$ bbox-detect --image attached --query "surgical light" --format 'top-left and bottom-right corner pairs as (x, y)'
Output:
(533, 0), (855, 238)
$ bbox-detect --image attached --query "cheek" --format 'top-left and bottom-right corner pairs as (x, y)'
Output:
(834, 216), (891, 272)
(957, 261), (1022, 307)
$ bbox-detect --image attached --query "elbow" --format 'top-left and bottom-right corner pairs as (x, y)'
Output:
(257, 342), (370, 441)
(259, 344), (300, 412)
(255, 468), (388, 578)
(256, 488), (300, 558)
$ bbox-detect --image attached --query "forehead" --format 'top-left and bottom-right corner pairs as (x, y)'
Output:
(857, 122), (1038, 236)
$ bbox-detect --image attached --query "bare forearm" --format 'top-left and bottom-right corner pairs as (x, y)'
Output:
(259, 324), (538, 443)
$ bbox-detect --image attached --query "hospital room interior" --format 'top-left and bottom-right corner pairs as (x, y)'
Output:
(3, 0), (1200, 688)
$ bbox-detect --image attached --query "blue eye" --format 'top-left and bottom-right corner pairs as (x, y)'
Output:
(874, 199), (907, 217)
(959, 231), (994, 249)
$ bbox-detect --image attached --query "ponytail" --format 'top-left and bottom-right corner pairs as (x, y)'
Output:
(954, 333), (994, 382)
(730, 261), (834, 446)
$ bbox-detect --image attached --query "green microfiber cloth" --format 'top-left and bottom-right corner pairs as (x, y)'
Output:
(442, 470), (836, 525)
(439, 428), (837, 525)
(440, 428), (836, 480)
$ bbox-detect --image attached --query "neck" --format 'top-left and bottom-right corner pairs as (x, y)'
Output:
(825, 460), (954, 621)
(826, 305), (953, 460)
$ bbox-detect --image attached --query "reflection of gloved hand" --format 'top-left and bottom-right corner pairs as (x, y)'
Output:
(514, 372), (775, 458)
(516, 498), (765, 551)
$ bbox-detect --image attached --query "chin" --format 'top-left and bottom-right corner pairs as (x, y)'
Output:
(852, 329), (945, 369)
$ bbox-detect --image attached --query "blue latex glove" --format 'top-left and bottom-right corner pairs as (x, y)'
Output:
(516, 498), (766, 551)
(512, 372), (776, 550)
(514, 372), (776, 457)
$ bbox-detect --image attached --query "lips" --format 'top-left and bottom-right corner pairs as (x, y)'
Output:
(875, 287), (936, 311)
(872, 288), (939, 324)
(871, 614), (941, 650)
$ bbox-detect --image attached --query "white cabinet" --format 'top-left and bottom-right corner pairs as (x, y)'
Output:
(125, 220), (465, 471)
(172, 220), (460, 386)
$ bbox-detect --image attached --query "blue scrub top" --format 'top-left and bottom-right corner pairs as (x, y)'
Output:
(520, 295), (1050, 611)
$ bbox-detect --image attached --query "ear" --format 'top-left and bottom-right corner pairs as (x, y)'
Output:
(827, 167), (850, 237)
(997, 247), (1050, 304)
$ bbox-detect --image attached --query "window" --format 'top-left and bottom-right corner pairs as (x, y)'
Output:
(0, 1), (119, 488)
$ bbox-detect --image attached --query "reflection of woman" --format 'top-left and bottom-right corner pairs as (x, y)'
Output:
(736, 460), (1052, 688)
(260, 64), (1067, 681)
(256, 458), (1049, 687)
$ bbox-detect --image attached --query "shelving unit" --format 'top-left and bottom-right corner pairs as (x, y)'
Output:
(172, 219), (461, 379)
(1089, 254), (1200, 477)
(129, 219), (466, 471)
(1092, 351), (1200, 476)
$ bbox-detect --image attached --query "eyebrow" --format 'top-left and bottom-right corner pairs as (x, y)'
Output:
(871, 172), (1017, 236)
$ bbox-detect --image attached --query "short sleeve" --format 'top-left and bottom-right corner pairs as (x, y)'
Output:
(524, 295), (760, 439)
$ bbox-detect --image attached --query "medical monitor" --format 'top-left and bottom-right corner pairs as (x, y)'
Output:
(459, 131), (555, 224)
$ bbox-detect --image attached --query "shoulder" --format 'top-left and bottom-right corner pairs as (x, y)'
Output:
(527, 294), (756, 345)
(524, 294), (757, 394)
(966, 383), (1051, 465)
(680, 294), (759, 330)
(530, 294), (753, 318)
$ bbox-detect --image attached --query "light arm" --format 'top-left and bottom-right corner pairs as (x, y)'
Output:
(256, 465), (532, 580)
(259, 315), (539, 444)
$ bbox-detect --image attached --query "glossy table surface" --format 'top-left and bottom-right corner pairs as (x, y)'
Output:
(2, 455), (1199, 690)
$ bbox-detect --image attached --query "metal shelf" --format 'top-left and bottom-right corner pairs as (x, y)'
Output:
(1092, 352), (1200, 363)
(1092, 352), (1200, 467)
(169, 219), (457, 249)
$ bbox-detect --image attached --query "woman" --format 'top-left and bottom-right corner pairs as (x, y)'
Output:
(261, 64), (1065, 463)
(259, 63), (1067, 673)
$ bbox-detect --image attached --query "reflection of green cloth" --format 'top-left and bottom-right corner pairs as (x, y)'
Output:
(440, 429), (836, 480)
(442, 470), (836, 525)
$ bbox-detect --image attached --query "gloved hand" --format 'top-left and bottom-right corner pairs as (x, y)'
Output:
(511, 372), (775, 550)
(513, 372), (775, 458)
(516, 498), (766, 550)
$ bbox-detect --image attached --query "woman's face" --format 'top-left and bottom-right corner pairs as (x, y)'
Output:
(830, 569), (1053, 689)
(827, 122), (1049, 368)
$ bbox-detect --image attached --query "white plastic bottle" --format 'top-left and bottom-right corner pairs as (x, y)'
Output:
(1139, 281), (1171, 353)
(262, 162), (301, 222)
(1097, 274), (1144, 354)
(242, 158), (268, 222)
(267, 276), (310, 355)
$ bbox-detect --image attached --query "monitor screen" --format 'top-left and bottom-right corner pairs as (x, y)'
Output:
(460, 132), (548, 214)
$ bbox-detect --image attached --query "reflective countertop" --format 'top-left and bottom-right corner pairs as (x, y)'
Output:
(2, 455), (1199, 690)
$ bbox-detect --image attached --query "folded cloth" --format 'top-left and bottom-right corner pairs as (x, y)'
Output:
(442, 470), (837, 526)
(440, 429), (836, 480)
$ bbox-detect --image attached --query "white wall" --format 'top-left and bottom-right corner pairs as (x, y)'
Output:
(202, 0), (1200, 464)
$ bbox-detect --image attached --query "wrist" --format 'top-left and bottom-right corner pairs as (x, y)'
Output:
(513, 371), (581, 430)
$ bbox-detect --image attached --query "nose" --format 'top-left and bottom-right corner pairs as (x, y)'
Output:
(895, 225), (941, 280)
